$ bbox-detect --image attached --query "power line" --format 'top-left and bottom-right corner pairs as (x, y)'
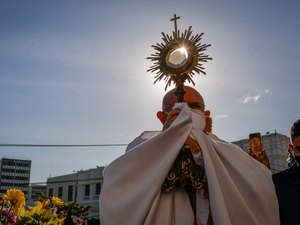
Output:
(0, 143), (128, 147)
(0, 129), (291, 148)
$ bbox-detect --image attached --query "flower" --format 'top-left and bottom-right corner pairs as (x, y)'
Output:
(18, 200), (64, 224)
(0, 207), (17, 225)
(71, 215), (88, 225)
(51, 197), (64, 208)
(2, 189), (25, 213)
(1, 188), (94, 225)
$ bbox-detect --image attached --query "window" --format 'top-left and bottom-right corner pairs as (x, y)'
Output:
(49, 188), (53, 197)
(95, 183), (101, 195)
(58, 187), (63, 198)
(68, 185), (73, 202)
(84, 184), (90, 196)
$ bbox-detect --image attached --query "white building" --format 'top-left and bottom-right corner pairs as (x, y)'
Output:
(46, 167), (104, 219)
(46, 173), (77, 202)
(77, 167), (104, 219)
(232, 132), (290, 174)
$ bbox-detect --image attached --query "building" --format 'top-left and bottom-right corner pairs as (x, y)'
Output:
(77, 167), (104, 219)
(46, 167), (104, 219)
(27, 183), (47, 205)
(47, 173), (77, 202)
(232, 132), (290, 174)
(0, 157), (31, 197)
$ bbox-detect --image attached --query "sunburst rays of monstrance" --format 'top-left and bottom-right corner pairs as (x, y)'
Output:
(147, 14), (212, 102)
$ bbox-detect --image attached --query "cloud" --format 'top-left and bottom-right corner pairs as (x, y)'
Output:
(241, 88), (270, 104)
(242, 95), (260, 104)
(215, 114), (229, 119)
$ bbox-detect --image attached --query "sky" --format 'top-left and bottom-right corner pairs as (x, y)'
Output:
(0, 0), (299, 183)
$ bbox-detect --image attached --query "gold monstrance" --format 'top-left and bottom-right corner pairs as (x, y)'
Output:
(147, 14), (212, 102)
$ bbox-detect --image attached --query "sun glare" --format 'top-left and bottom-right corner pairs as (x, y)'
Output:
(168, 47), (188, 67)
(178, 47), (188, 55)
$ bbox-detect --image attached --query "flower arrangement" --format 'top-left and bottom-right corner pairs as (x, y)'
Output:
(0, 189), (92, 225)
(0, 189), (24, 225)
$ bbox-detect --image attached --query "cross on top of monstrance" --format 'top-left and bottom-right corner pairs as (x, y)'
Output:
(170, 14), (180, 38)
(147, 14), (212, 102)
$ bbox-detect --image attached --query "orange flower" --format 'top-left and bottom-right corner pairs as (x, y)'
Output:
(2, 188), (25, 213)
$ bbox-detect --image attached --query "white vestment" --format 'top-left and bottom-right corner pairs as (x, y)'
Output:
(100, 105), (280, 225)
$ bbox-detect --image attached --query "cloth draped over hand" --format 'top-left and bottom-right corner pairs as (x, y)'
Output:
(100, 105), (280, 225)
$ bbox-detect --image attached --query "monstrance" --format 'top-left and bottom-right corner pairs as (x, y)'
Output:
(147, 14), (212, 102)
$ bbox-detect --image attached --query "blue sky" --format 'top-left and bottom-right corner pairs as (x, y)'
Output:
(1, 0), (299, 183)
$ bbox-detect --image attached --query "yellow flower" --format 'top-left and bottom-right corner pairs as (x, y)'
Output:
(40, 208), (56, 220)
(2, 188), (26, 213)
(41, 199), (51, 207)
(51, 196), (64, 208)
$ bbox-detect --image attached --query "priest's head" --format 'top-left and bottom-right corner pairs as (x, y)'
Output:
(156, 86), (205, 125)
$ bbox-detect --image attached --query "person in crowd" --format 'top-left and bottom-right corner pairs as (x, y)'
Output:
(273, 119), (300, 225)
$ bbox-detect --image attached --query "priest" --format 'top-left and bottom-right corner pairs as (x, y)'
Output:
(100, 86), (279, 225)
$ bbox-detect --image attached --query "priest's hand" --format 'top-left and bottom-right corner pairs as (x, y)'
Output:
(162, 108), (181, 130)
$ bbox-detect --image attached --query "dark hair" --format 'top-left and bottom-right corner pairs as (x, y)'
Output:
(290, 119), (300, 143)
